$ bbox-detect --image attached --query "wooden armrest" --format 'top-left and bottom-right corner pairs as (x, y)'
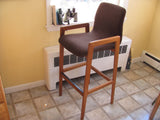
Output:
(60, 23), (90, 37)
(87, 36), (120, 60)
(89, 36), (120, 48)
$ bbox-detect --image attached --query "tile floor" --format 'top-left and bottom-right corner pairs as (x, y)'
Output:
(6, 62), (160, 120)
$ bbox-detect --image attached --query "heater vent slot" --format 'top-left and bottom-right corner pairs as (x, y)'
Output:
(145, 53), (160, 63)
(142, 51), (160, 71)
(54, 45), (127, 67)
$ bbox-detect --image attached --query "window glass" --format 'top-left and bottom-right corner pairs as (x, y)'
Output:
(50, 0), (127, 23)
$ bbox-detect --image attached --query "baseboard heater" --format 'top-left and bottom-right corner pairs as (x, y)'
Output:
(142, 51), (160, 71)
(44, 36), (132, 90)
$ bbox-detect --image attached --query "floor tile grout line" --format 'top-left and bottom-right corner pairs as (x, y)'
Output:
(28, 88), (42, 120)
(9, 92), (17, 120)
(49, 90), (66, 120)
(57, 85), (84, 119)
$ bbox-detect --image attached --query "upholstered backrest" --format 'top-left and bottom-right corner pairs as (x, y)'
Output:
(92, 2), (126, 42)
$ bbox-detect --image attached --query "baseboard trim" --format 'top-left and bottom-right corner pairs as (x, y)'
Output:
(132, 57), (142, 63)
(4, 80), (45, 94)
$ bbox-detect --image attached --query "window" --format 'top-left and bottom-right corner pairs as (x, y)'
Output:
(46, 0), (128, 31)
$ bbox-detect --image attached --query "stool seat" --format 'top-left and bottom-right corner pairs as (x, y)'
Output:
(59, 31), (114, 57)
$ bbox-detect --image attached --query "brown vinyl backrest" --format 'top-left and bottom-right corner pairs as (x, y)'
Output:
(59, 2), (126, 57)
(92, 2), (126, 42)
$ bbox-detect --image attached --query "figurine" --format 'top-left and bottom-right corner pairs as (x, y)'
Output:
(64, 8), (78, 25)
(57, 8), (64, 25)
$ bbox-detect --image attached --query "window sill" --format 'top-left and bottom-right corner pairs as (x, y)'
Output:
(46, 21), (94, 32)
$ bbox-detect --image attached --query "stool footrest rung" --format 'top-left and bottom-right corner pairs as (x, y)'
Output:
(91, 65), (111, 81)
(62, 72), (84, 96)
(63, 62), (86, 72)
(88, 81), (113, 94)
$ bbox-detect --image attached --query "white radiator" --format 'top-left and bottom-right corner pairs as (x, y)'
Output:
(142, 51), (160, 71)
(44, 36), (132, 90)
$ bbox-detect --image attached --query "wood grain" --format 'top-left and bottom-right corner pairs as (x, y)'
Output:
(0, 76), (10, 120)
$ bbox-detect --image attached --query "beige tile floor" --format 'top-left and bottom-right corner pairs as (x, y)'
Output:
(6, 62), (160, 120)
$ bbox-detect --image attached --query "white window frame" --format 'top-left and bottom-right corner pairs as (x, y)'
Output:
(46, 0), (128, 32)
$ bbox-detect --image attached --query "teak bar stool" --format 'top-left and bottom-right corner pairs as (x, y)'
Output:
(59, 3), (126, 120)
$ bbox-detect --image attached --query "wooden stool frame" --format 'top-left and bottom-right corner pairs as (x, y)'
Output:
(150, 93), (160, 120)
(59, 23), (120, 120)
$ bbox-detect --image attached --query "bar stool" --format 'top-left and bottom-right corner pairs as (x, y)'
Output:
(59, 2), (126, 120)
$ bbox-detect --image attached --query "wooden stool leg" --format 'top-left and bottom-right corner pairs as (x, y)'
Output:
(81, 47), (93, 120)
(150, 93), (160, 120)
(81, 90), (88, 120)
(59, 44), (64, 96)
(111, 41), (119, 104)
